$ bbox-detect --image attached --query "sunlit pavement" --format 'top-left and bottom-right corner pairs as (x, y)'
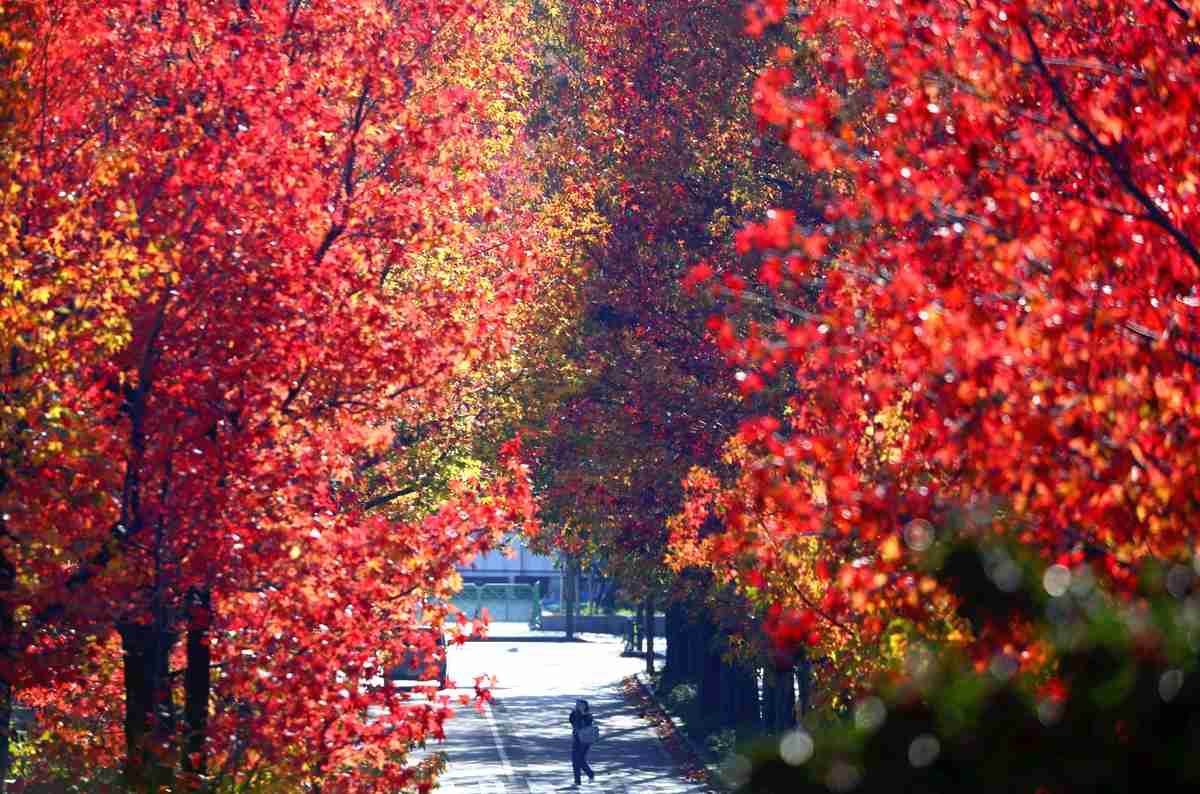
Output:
(417, 626), (710, 794)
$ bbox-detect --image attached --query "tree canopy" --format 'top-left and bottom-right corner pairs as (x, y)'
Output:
(3, 0), (1199, 791)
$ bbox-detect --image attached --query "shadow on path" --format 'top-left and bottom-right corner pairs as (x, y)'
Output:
(490, 688), (710, 793)
(431, 636), (712, 793)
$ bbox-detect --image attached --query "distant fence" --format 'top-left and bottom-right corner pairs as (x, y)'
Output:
(450, 582), (540, 623)
(539, 614), (665, 635)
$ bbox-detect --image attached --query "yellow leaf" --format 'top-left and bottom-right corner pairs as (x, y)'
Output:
(880, 534), (901, 562)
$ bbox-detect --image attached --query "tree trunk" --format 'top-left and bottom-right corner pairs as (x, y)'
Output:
(0, 549), (13, 794)
(684, 608), (703, 683)
(761, 665), (778, 732)
(717, 657), (756, 729)
(600, 578), (617, 613)
(119, 621), (178, 791)
(778, 664), (797, 729)
(563, 556), (577, 640)
(636, 602), (646, 655)
(644, 594), (654, 675)
(718, 657), (734, 727)
(697, 614), (721, 721)
(796, 650), (812, 717)
(730, 662), (758, 727)
(182, 590), (211, 784)
(660, 600), (682, 692)
(0, 678), (10, 794)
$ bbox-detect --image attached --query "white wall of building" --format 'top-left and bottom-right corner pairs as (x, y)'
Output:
(458, 535), (563, 597)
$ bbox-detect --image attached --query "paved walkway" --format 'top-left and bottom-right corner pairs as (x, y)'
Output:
(425, 628), (708, 793)
(468, 622), (622, 643)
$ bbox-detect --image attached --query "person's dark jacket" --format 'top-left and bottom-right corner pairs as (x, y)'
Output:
(569, 710), (593, 744)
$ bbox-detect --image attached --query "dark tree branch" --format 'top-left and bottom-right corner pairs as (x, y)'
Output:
(1022, 22), (1200, 270)
(1162, 0), (1191, 22)
(362, 486), (418, 512)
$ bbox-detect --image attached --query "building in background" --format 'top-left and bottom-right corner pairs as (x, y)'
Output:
(458, 534), (562, 602)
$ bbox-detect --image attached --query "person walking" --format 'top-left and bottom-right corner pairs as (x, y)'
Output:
(569, 698), (596, 785)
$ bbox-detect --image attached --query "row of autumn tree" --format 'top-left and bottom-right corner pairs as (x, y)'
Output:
(524, 0), (858, 745)
(525, 0), (826, 740)
(0, 1), (580, 790)
(524, 0), (1200, 790)
(3, 0), (1200, 790)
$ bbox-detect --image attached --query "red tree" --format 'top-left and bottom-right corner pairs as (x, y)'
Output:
(684, 0), (1200, 668)
(3, 1), (539, 789)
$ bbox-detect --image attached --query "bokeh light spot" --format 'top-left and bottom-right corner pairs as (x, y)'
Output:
(720, 753), (752, 787)
(826, 760), (863, 792)
(1043, 564), (1071, 597)
(903, 518), (935, 551)
(780, 729), (815, 765)
(908, 734), (940, 767)
(853, 696), (886, 732)
(1159, 669), (1185, 702)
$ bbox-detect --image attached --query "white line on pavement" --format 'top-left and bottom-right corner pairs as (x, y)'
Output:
(483, 701), (515, 779)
